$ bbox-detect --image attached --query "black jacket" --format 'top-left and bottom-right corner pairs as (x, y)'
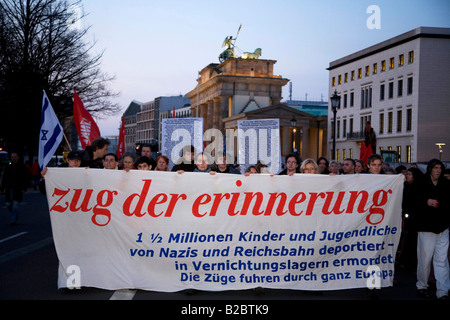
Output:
(0, 162), (29, 201)
(409, 175), (450, 234)
(80, 146), (103, 168)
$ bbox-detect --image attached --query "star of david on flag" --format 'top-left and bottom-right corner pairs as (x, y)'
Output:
(39, 90), (63, 170)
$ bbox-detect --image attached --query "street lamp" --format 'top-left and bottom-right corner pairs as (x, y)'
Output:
(291, 116), (297, 152)
(330, 90), (340, 160)
(290, 116), (297, 128)
(435, 143), (446, 161)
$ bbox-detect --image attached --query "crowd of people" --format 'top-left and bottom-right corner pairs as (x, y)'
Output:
(1, 136), (449, 299)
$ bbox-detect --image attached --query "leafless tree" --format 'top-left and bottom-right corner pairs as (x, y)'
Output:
(0, 0), (120, 154)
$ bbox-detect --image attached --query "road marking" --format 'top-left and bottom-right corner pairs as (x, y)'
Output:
(0, 237), (53, 264)
(110, 289), (137, 300)
(0, 232), (28, 244)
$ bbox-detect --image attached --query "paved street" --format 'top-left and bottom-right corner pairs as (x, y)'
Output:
(0, 190), (445, 305)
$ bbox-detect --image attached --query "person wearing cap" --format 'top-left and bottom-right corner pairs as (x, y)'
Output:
(39, 150), (83, 195)
(59, 150), (82, 168)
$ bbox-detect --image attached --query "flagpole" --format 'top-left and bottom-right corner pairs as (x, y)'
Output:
(62, 130), (72, 151)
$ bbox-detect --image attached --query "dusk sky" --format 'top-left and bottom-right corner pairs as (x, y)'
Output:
(77, 0), (450, 136)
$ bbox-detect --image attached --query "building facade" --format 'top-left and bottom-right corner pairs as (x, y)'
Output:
(123, 100), (142, 154)
(136, 100), (157, 145)
(124, 96), (190, 153)
(185, 58), (289, 133)
(185, 58), (328, 160)
(327, 27), (450, 163)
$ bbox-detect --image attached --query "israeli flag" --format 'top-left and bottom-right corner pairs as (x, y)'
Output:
(39, 90), (63, 170)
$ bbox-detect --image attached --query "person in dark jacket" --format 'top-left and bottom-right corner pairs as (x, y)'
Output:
(398, 167), (423, 271)
(278, 153), (300, 176)
(171, 145), (196, 172)
(80, 137), (110, 168)
(409, 159), (450, 299)
(0, 153), (29, 225)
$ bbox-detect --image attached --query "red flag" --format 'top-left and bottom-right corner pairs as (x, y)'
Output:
(117, 115), (125, 158)
(73, 89), (101, 148)
(173, 106), (176, 118)
(360, 142), (373, 164)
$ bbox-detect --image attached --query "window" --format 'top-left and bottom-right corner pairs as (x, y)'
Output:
(332, 77), (336, 87)
(373, 63), (377, 74)
(379, 113), (384, 134)
(349, 118), (354, 136)
(406, 108), (412, 131)
(343, 119), (347, 138)
(350, 92), (354, 107)
(338, 75), (342, 85)
(407, 77), (413, 95)
(360, 115), (371, 134)
(380, 84), (385, 100)
(343, 94), (347, 108)
(351, 70), (355, 81)
(406, 145), (411, 163)
(381, 60), (386, 71)
(337, 120), (340, 138)
(397, 110), (402, 132)
(349, 148), (353, 159)
(398, 79), (403, 97)
(408, 51), (414, 63)
(388, 82), (394, 99)
(399, 54), (404, 66)
(361, 89), (364, 108)
(397, 146), (402, 162)
(365, 66), (369, 77)
(388, 112), (393, 133)
(344, 73), (348, 83)
(358, 68), (362, 79)
(361, 86), (372, 109)
(389, 57), (395, 69)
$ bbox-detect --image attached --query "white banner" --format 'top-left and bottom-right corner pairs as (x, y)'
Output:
(45, 168), (403, 292)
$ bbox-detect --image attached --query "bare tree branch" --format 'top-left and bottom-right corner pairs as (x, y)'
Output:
(0, 0), (121, 153)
